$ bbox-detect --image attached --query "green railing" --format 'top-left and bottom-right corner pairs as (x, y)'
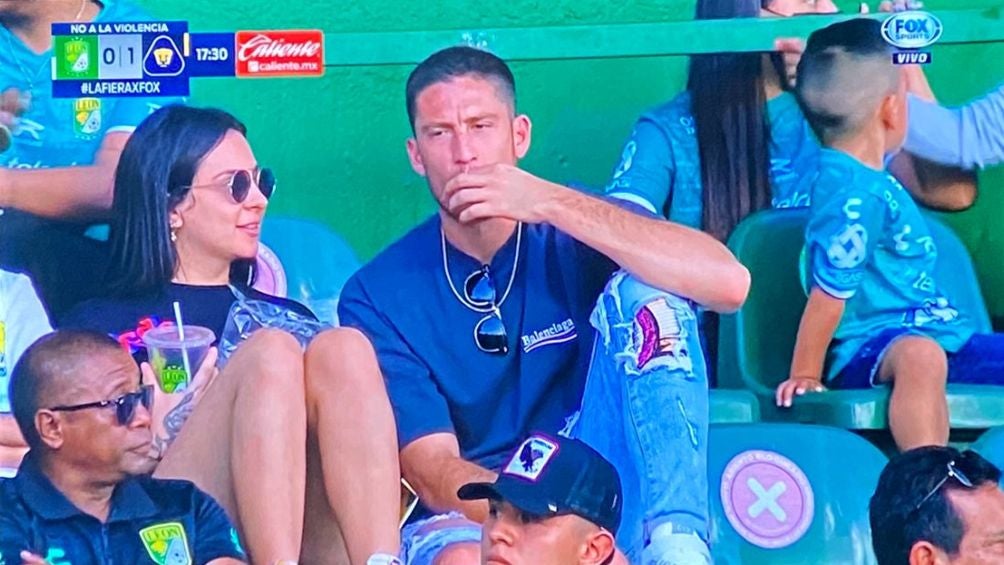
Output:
(323, 8), (1003, 66)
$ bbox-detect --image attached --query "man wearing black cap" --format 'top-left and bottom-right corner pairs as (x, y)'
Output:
(459, 434), (626, 565)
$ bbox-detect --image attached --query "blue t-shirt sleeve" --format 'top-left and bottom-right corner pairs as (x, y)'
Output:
(905, 87), (1004, 169)
(338, 276), (454, 449)
(604, 117), (675, 216)
(806, 192), (885, 299)
(192, 489), (248, 563)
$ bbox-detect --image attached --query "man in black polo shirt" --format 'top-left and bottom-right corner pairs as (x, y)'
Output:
(0, 330), (246, 565)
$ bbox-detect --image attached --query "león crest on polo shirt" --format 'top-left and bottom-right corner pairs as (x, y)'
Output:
(503, 435), (558, 481)
(139, 522), (192, 565)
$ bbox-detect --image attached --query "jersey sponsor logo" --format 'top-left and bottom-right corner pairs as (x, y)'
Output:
(520, 318), (576, 353)
(73, 98), (102, 138)
(904, 297), (959, 327)
(842, 197), (863, 220)
(611, 139), (636, 179)
(679, 115), (696, 136)
(12, 117), (44, 141)
(827, 223), (868, 269)
(504, 435), (559, 482)
(139, 522), (192, 565)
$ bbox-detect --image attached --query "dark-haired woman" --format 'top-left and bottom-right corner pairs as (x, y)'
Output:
(63, 105), (401, 565)
(606, 0), (837, 242)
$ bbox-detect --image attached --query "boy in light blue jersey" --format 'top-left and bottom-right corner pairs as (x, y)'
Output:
(777, 18), (1004, 450)
(608, 1), (977, 244)
(0, 0), (182, 318)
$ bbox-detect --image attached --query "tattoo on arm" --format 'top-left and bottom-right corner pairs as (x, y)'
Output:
(155, 391), (197, 458)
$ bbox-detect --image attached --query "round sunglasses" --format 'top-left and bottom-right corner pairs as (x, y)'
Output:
(181, 167), (277, 203)
(49, 385), (154, 426)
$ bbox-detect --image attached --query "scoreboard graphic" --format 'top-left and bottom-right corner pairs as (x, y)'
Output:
(51, 22), (324, 98)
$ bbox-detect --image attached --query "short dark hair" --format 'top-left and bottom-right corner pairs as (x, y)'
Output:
(870, 446), (1002, 565)
(10, 330), (124, 450)
(405, 45), (516, 130)
(108, 105), (252, 296)
(795, 18), (898, 145)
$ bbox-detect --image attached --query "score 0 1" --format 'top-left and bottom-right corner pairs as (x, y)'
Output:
(97, 34), (144, 80)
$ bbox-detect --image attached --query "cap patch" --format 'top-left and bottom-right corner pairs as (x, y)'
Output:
(504, 436), (558, 481)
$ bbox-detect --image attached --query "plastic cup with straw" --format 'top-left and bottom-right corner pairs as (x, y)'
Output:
(142, 302), (215, 393)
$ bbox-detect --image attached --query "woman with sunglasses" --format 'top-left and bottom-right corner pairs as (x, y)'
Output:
(61, 105), (402, 565)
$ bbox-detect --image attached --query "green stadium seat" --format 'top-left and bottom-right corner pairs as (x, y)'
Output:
(717, 208), (1004, 430)
(709, 423), (885, 565)
(258, 215), (361, 325)
(972, 426), (1004, 471)
(710, 389), (760, 424)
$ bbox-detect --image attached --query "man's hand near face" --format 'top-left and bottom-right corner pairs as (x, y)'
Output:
(443, 164), (559, 225)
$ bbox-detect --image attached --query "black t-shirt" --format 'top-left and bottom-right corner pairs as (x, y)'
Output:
(60, 283), (315, 356)
(0, 453), (247, 564)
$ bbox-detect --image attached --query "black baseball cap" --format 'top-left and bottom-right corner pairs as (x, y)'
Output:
(457, 433), (622, 533)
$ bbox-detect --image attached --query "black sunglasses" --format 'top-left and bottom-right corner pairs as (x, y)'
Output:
(49, 385), (154, 426)
(182, 167), (276, 203)
(913, 460), (975, 512)
(465, 266), (508, 354)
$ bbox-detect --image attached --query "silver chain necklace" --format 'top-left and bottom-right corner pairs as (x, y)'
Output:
(4, 0), (87, 93)
(441, 222), (522, 313)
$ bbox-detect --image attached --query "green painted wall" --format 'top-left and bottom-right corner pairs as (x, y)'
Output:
(139, 1), (1004, 319)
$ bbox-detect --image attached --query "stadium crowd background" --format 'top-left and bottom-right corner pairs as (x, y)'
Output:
(1, 0), (1004, 564)
(139, 0), (1004, 321)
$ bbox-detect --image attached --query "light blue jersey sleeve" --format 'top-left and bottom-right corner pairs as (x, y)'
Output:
(806, 192), (886, 300)
(604, 117), (675, 215)
(904, 86), (1004, 169)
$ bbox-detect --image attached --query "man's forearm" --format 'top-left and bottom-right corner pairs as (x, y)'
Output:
(538, 185), (750, 313)
(0, 164), (115, 220)
(905, 87), (1004, 169)
(790, 287), (846, 379)
(407, 455), (497, 523)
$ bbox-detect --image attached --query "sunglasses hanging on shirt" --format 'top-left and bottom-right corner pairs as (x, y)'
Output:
(441, 223), (522, 355)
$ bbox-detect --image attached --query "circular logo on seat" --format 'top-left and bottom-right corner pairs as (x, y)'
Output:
(254, 242), (287, 297)
(720, 449), (814, 549)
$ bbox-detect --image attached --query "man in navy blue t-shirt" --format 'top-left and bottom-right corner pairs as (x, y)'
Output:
(339, 46), (750, 565)
(0, 330), (246, 565)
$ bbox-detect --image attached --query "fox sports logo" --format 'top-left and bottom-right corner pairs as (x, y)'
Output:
(881, 12), (943, 49)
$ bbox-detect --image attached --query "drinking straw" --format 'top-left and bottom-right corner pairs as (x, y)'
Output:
(172, 300), (193, 386)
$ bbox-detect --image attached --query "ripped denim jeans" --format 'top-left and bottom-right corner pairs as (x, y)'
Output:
(569, 271), (710, 562)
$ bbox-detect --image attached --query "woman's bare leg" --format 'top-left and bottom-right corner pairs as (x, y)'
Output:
(303, 327), (401, 564)
(156, 328), (308, 563)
